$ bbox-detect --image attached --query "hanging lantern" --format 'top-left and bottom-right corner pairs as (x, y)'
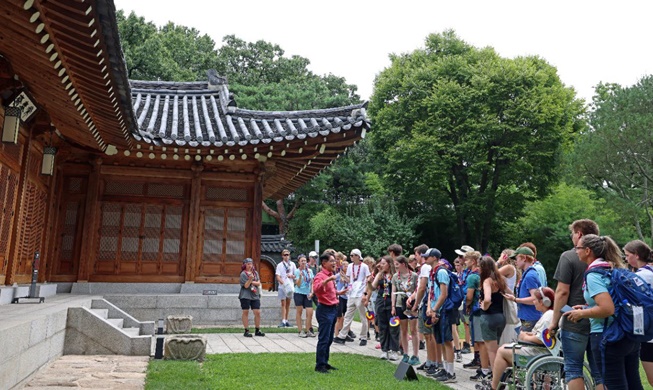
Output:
(41, 146), (56, 176)
(2, 106), (21, 144)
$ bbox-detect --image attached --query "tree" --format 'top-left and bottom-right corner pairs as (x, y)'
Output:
(506, 183), (638, 281)
(369, 30), (584, 252)
(304, 196), (420, 257)
(116, 11), (219, 81)
(571, 77), (653, 242)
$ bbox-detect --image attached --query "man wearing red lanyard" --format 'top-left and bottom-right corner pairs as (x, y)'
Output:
(313, 253), (339, 373)
(334, 248), (371, 346)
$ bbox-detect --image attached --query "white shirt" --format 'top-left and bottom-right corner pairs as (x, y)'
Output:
(275, 260), (296, 285)
(346, 262), (370, 298)
(419, 263), (432, 279)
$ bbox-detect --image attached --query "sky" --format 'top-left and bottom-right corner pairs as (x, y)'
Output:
(113, 0), (653, 104)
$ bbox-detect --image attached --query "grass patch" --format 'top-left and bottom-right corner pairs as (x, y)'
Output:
(641, 364), (653, 390)
(191, 327), (299, 334)
(146, 353), (446, 390)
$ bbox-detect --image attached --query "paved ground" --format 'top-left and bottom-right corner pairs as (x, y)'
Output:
(23, 321), (481, 390)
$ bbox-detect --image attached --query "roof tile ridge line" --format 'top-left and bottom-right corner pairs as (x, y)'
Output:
(232, 101), (369, 118)
(95, 0), (136, 146)
(130, 88), (217, 95)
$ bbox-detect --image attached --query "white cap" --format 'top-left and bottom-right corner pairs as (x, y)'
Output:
(308, 251), (318, 258)
(350, 248), (362, 257)
(454, 245), (475, 256)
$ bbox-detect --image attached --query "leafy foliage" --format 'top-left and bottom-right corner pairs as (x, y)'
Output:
(506, 183), (638, 280)
(369, 30), (584, 252)
(303, 196), (420, 257)
(571, 77), (653, 243)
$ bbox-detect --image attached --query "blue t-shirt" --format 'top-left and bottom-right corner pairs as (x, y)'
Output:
(584, 269), (614, 333)
(294, 268), (314, 295)
(429, 267), (450, 313)
(335, 273), (349, 299)
(518, 267), (542, 322)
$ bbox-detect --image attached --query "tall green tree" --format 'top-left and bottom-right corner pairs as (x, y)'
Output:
(571, 77), (653, 242)
(369, 30), (584, 252)
(116, 11), (219, 81)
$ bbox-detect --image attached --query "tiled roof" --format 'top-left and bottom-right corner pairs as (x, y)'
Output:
(261, 235), (294, 253)
(129, 74), (369, 148)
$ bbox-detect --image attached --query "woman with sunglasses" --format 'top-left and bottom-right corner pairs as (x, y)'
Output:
(565, 234), (641, 390)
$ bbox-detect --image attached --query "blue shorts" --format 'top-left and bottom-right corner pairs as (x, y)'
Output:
(293, 293), (312, 308)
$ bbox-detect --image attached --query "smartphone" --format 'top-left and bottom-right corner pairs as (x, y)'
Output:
(560, 305), (573, 313)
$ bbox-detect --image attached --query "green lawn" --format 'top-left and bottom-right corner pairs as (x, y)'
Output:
(146, 353), (447, 390)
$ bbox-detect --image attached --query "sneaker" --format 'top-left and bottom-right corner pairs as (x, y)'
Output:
(402, 354), (410, 363)
(307, 330), (316, 337)
(416, 362), (428, 370)
(429, 368), (447, 378)
(333, 337), (346, 344)
(375, 334), (380, 341)
(348, 330), (356, 339)
(388, 351), (399, 361)
(359, 339), (367, 346)
(463, 358), (481, 369)
(299, 330), (307, 338)
(277, 322), (286, 328)
(475, 378), (492, 390)
(255, 330), (265, 337)
(408, 355), (420, 365)
(344, 335), (355, 342)
(470, 371), (490, 381)
(438, 372), (457, 383)
(456, 350), (463, 362)
(315, 366), (330, 374)
(461, 342), (472, 354)
(419, 340), (425, 350)
(375, 343), (381, 349)
(285, 322), (292, 327)
(244, 330), (253, 337)
(425, 366), (438, 376)
(380, 351), (388, 360)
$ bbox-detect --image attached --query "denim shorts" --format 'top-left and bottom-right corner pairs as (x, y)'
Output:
(560, 330), (593, 383)
(589, 333), (605, 385)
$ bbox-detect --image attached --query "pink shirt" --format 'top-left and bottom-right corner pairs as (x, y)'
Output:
(313, 269), (338, 305)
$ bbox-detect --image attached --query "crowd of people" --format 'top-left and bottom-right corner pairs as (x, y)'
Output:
(237, 218), (653, 389)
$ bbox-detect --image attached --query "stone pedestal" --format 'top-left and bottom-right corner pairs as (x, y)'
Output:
(165, 315), (193, 334)
(164, 335), (206, 361)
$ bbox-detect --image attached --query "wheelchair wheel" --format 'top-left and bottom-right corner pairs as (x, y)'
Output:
(581, 361), (595, 390)
(524, 356), (565, 390)
(497, 367), (513, 390)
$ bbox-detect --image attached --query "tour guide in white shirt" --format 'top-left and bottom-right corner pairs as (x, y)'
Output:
(334, 248), (371, 346)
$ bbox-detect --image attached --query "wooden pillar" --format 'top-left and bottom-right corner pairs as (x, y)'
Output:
(184, 163), (203, 282)
(40, 163), (59, 282)
(5, 133), (32, 285)
(251, 170), (263, 263)
(77, 157), (102, 281)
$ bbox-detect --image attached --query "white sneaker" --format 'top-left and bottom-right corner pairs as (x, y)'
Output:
(380, 352), (388, 360)
(388, 351), (399, 361)
(299, 331), (307, 338)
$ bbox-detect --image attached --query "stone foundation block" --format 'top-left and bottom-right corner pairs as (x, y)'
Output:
(164, 335), (206, 361)
(165, 315), (192, 334)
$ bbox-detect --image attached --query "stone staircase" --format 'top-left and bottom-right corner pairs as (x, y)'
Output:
(64, 299), (154, 356)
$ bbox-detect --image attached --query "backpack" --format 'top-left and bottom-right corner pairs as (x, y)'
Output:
(584, 266), (653, 344)
(433, 266), (465, 312)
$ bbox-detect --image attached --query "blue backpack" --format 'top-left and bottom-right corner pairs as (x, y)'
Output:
(584, 266), (653, 344)
(434, 266), (465, 312)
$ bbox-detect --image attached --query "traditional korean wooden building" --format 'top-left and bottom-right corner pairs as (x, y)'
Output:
(0, 0), (369, 288)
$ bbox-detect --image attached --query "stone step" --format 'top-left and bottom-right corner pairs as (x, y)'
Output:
(91, 308), (109, 319)
(122, 327), (140, 337)
(107, 318), (124, 328)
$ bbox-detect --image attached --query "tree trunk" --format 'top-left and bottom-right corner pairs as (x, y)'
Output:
(262, 198), (300, 236)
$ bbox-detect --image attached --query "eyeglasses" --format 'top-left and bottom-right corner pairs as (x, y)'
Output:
(574, 246), (586, 250)
(282, 253), (290, 256)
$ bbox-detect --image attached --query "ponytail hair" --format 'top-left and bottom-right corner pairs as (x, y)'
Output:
(581, 234), (626, 268)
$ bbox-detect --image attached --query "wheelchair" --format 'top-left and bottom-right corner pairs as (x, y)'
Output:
(496, 333), (595, 390)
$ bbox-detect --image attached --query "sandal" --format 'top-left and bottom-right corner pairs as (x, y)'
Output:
(244, 330), (253, 337)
